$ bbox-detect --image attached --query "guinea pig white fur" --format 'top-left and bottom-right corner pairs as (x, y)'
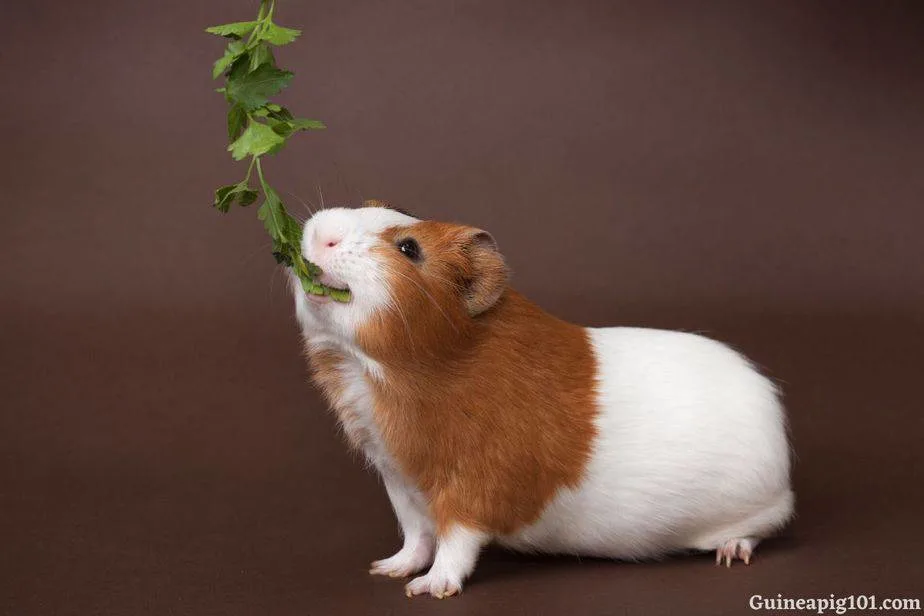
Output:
(290, 205), (793, 599)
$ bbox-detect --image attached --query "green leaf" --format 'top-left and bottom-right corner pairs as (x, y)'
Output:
(271, 240), (295, 267)
(266, 116), (325, 139)
(226, 52), (252, 81)
(227, 122), (285, 160)
(301, 276), (327, 296)
(267, 106), (294, 122)
(259, 23), (302, 46)
(262, 123), (290, 155)
(212, 40), (246, 79)
(225, 63), (293, 111)
(289, 220), (304, 247)
(257, 184), (289, 242)
(213, 182), (258, 213)
(290, 118), (326, 130)
(214, 184), (238, 212)
(213, 55), (234, 79)
(268, 119), (294, 138)
(227, 105), (246, 141)
(205, 21), (260, 39)
(249, 43), (276, 71)
(328, 288), (351, 302)
(238, 189), (258, 207)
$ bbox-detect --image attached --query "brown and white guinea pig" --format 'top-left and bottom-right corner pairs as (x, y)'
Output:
(289, 202), (794, 599)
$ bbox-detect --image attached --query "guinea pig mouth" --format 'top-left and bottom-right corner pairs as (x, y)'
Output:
(318, 276), (349, 294)
(326, 282), (351, 300)
(307, 275), (351, 304)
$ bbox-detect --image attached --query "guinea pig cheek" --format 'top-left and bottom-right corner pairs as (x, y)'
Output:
(323, 243), (394, 321)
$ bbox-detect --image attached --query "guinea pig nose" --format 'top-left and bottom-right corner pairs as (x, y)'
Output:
(313, 229), (344, 252)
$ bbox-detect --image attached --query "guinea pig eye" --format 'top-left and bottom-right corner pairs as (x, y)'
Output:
(397, 237), (422, 262)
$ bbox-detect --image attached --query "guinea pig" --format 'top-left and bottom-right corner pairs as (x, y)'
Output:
(289, 203), (794, 599)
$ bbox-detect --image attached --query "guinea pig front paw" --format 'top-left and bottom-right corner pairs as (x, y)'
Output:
(404, 571), (463, 599)
(715, 537), (758, 567)
(369, 542), (433, 578)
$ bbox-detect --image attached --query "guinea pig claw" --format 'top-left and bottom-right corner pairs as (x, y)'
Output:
(715, 537), (757, 568)
(715, 543), (736, 567)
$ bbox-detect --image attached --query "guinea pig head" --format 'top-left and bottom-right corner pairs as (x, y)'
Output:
(294, 205), (508, 362)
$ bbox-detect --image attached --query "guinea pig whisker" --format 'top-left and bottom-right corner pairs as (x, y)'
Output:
(392, 299), (415, 350)
(268, 263), (284, 299)
(387, 291), (415, 351)
(383, 266), (459, 334)
(239, 240), (276, 267)
(284, 189), (316, 217)
(373, 270), (415, 351)
(411, 269), (458, 292)
(389, 266), (460, 299)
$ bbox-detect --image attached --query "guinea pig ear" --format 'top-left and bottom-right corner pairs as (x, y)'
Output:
(460, 229), (509, 316)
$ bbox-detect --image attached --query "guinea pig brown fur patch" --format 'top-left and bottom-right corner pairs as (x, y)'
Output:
(357, 222), (599, 536)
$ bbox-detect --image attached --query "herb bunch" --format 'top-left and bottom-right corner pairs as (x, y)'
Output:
(207, 0), (350, 302)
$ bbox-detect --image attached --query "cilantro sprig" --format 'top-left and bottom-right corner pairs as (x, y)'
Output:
(207, 0), (350, 302)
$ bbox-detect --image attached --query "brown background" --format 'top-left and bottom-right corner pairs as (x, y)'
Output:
(2, 1), (923, 614)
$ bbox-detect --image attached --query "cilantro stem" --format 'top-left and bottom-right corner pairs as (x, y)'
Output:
(255, 156), (267, 187)
(208, 1), (350, 302)
(246, 1), (273, 49)
(244, 156), (257, 184)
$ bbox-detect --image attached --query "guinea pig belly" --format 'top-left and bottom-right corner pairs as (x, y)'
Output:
(498, 326), (794, 560)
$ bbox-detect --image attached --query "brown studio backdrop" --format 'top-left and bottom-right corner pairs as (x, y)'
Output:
(1, 1), (922, 614)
